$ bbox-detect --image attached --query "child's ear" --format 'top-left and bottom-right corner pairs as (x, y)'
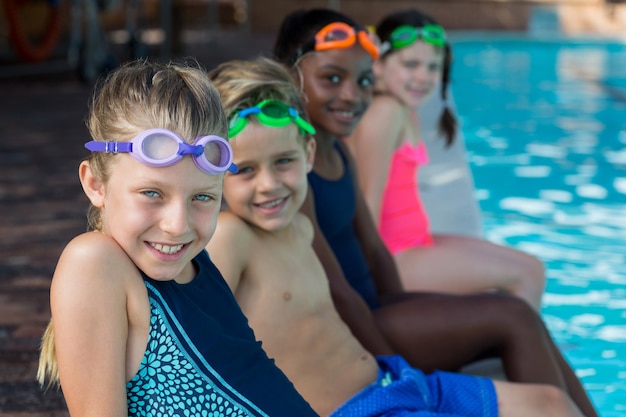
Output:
(305, 137), (316, 173)
(79, 160), (106, 207)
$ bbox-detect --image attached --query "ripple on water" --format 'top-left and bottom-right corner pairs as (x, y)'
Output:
(514, 165), (552, 177)
(499, 197), (555, 215)
(540, 189), (573, 203)
(613, 177), (626, 194)
(576, 183), (609, 199)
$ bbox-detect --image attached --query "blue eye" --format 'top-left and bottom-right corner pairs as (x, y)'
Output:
(142, 190), (160, 198)
(234, 166), (253, 174)
(429, 62), (442, 72)
(194, 194), (214, 202)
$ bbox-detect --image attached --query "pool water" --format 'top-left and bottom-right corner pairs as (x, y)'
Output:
(452, 35), (626, 416)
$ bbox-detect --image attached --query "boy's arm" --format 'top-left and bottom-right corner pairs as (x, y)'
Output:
(300, 188), (395, 356)
(339, 140), (406, 298)
(51, 232), (133, 416)
(206, 211), (251, 293)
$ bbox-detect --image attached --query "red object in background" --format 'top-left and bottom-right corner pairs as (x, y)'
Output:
(4, 0), (63, 62)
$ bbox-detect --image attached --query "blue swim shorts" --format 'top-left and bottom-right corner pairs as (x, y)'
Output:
(329, 355), (497, 417)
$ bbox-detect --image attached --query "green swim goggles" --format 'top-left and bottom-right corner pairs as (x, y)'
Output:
(380, 24), (446, 55)
(228, 100), (316, 138)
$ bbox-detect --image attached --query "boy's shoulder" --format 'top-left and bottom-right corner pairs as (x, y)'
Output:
(215, 211), (254, 240)
(215, 211), (312, 248)
(292, 212), (314, 242)
(212, 211), (255, 258)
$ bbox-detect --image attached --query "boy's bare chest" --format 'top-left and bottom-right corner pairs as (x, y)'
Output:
(245, 236), (329, 305)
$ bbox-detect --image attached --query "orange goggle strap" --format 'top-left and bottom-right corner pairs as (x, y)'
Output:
(296, 22), (379, 61)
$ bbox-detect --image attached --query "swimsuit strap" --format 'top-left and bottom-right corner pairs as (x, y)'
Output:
(334, 140), (349, 167)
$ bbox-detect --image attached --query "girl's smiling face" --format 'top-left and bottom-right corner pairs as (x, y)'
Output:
(82, 153), (224, 283)
(375, 40), (444, 108)
(297, 45), (375, 139)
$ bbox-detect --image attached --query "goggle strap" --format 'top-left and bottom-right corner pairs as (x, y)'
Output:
(294, 117), (316, 135)
(287, 107), (298, 119)
(239, 107), (261, 118)
(85, 141), (133, 154)
(379, 41), (392, 56)
(293, 41), (315, 63)
(357, 31), (380, 59)
(178, 142), (204, 156)
(287, 108), (308, 133)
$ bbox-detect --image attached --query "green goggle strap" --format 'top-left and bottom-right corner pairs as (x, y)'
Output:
(389, 24), (446, 50)
(228, 100), (316, 138)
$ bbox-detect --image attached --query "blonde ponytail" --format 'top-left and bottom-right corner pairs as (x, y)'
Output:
(37, 319), (59, 388)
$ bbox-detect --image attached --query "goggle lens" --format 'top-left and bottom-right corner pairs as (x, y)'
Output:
(393, 27), (416, 45)
(141, 133), (179, 161)
(324, 29), (350, 42)
(261, 101), (289, 119)
(422, 24), (446, 46)
(204, 141), (222, 166)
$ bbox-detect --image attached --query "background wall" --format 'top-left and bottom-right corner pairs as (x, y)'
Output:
(245, 0), (626, 34)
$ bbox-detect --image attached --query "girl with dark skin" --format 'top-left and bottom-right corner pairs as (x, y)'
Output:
(273, 8), (598, 417)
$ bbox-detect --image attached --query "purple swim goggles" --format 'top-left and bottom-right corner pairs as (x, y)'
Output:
(85, 128), (238, 174)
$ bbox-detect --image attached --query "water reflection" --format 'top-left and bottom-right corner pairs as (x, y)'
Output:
(454, 37), (626, 416)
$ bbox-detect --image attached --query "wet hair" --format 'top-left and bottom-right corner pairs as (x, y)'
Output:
(37, 58), (227, 387)
(376, 9), (457, 146)
(273, 8), (359, 67)
(208, 56), (311, 142)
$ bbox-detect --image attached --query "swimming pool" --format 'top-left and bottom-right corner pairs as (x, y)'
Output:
(452, 34), (626, 416)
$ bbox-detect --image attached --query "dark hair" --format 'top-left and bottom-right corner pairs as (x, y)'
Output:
(377, 9), (456, 147)
(273, 8), (358, 67)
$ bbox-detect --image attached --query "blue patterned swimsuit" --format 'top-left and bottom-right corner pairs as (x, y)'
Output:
(126, 250), (318, 417)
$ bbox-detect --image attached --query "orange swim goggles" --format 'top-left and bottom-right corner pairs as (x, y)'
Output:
(299, 22), (379, 60)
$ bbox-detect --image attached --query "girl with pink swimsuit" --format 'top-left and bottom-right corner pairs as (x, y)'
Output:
(347, 9), (546, 311)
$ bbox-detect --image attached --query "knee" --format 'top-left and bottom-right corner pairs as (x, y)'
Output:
(514, 252), (546, 289)
(526, 254), (546, 289)
(484, 294), (545, 335)
(532, 384), (581, 416)
(511, 253), (546, 308)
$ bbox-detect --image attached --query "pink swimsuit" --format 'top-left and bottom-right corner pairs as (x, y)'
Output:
(379, 141), (434, 254)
